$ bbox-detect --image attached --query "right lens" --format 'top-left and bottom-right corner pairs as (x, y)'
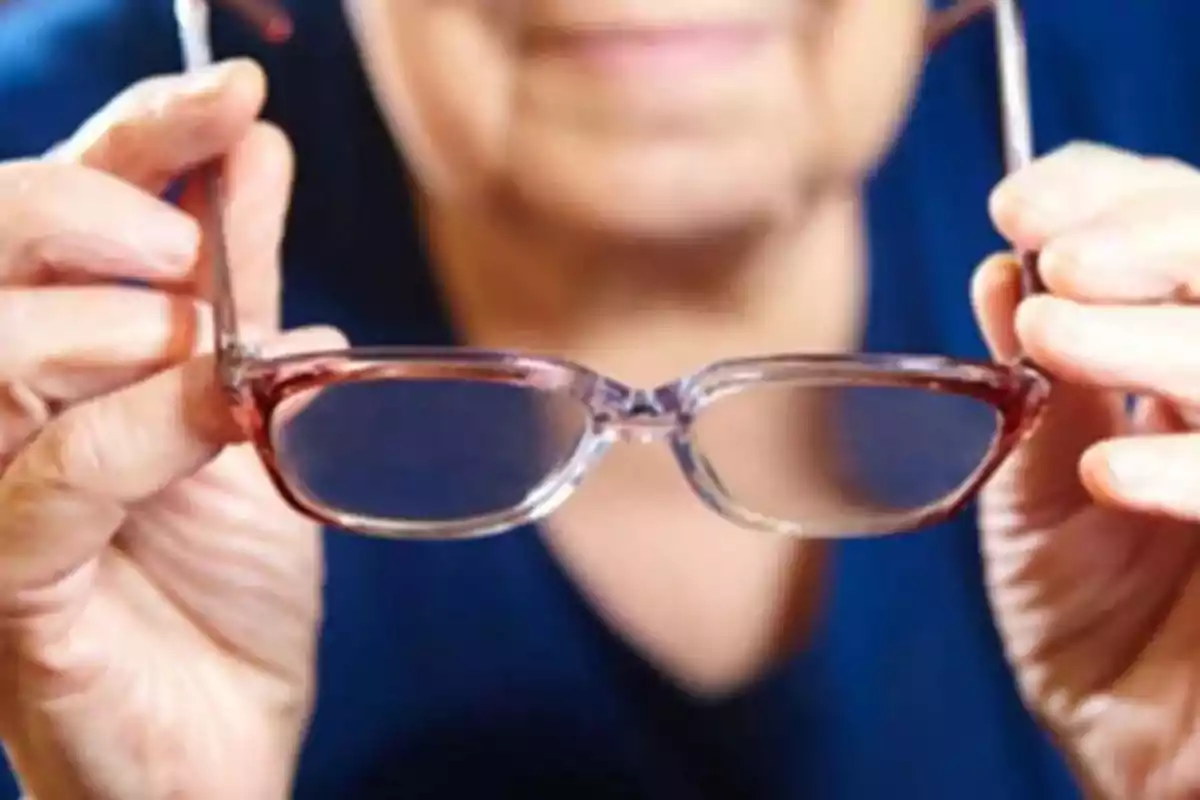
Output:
(270, 376), (591, 528)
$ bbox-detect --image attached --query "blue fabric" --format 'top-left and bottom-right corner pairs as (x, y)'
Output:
(2, 0), (1199, 796)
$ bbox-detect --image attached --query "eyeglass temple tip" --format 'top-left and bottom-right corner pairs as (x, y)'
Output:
(218, 0), (293, 42)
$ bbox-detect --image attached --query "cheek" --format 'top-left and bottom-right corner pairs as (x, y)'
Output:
(811, 0), (927, 175)
(379, 3), (517, 201)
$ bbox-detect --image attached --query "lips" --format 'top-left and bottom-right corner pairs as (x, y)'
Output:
(523, 23), (774, 78)
(516, 0), (797, 31)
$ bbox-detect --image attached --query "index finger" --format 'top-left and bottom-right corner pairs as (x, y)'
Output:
(988, 142), (1199, 250)
(0, 325), (344, 594)
(49, 59), (266, 194)
(0, 160), (199, 285)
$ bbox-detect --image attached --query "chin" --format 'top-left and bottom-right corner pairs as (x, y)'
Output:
(505, 127), (809, 244)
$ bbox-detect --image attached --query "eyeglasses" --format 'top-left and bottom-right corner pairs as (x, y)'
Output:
(177, 0), (1050, 541)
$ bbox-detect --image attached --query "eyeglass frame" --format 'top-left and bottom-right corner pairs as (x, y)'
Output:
(176, 0), (1051, 541)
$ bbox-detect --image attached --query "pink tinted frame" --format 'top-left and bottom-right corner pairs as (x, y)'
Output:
(239, 349), (1048, 540)
(187, 0), (1052, 540)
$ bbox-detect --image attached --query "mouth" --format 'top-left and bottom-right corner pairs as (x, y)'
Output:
(523, 23), (773, 78)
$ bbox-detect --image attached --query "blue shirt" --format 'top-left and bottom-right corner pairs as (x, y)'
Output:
(4, 1), (1200, 797)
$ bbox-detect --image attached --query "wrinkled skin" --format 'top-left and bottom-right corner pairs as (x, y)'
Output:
(977, 144), (1200, 798)
(0, 61), (338, 799)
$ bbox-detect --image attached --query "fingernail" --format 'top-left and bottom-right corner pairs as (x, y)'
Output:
(990, 181), (1061, 243)
(1013, 294), (1063, 340)
(1103, 445), (1172, 503)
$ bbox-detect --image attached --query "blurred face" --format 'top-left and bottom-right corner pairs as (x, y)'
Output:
(348, 0), (928, 242)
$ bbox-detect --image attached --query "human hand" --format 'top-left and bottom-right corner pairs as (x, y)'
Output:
(0, 60), (341, 799)
(975, 141), (1200, 799)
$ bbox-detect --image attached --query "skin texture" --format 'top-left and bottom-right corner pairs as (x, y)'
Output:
(0, 4), (1199, 799)
(0, 60), (339, 799)
(975, 144), (1200, 798)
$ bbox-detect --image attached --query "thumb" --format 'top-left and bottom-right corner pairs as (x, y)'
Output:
(970, 253), (1124, 525)
(0, 325), (344, 596)
(50, 59), (267, 194)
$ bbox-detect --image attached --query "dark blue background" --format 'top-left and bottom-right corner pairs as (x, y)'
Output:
(3, 1), (1199, 796)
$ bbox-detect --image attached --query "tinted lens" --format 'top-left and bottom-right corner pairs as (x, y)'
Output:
(272, 377), (590, 525)
(690, 383), (1000, 534)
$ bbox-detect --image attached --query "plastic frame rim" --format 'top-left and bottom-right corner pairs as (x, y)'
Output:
(227, 346), (1051, 540)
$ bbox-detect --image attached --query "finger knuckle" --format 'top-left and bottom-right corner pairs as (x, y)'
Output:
(0, 159), (50, 214)
(24, 408), (107, 494)
(0, 162), (76, 266)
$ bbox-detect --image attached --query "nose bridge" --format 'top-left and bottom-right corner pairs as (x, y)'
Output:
(606, 388), (681, 444)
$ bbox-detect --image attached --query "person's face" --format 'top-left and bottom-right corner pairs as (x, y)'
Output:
(352, 0), (928, 241)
